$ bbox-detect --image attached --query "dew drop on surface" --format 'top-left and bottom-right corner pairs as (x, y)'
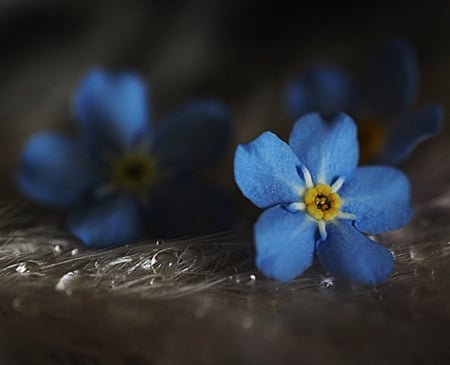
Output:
(241, 316), (254, 329)
(409, 247), (421, 262)
(15, 262), (27, 274)
(151, 251), (178, 277)
(246, 274), (257, 286)
(55, 271), (79, 294)
(12, 297), (23, 310)
(320, 277), (334, 288)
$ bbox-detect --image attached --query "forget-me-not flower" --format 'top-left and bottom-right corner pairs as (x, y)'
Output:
(17, 69), (231, 248)
(234, 113), (413, 284)
(284, 38), (443, 164)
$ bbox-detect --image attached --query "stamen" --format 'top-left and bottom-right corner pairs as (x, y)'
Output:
(289, 202), (306, 211)
(331, 177), (345, 192)
(303, 183), (341, 221)
(301, 165), (314, 188)
(318, 220), (327, 240)
(337, 211), (357, 220)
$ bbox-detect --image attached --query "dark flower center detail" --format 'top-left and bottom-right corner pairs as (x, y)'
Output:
(112, 153), (157, 193)
(315, 194), (331, 211)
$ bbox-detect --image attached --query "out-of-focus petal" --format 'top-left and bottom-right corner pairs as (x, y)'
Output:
(381, 105), (444, 164)
(317, 221), (394, 285)
(17, 132), (100, 207)
(73, 68), (150, 149)
(366, 38), (419, 116)
(284, 66), (355, 117)
(340, 166), (413, 234)
(234, 131), (304, 209)
(67, 195), (143, 248)
(255, 206), (317, 282)
(289, 113), (358, 184)
(152, 99), (231, 175)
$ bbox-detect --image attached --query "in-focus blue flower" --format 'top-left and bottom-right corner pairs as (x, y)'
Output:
(18, 69), (231, 248)
(234, 113), (413, 284)
(284, 38), (444, 165)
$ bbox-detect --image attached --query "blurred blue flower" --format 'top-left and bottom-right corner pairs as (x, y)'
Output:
(234, 113), (413, 284)
(18, 69), (232, 248)
(284, 38), (443, 164)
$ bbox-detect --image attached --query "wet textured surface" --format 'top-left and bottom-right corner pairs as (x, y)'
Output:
(0, 1), (449, 364)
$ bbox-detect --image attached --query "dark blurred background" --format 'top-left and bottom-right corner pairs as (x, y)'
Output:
(0, 0), (448, 196)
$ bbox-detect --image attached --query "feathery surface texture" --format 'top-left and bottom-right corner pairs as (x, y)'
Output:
(0, 1), (449, 364)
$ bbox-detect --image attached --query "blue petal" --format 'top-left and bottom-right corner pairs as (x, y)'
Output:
(366, 38), (418, 116)
(317, 221), (394, 285)
(234, 131), (304, 209)
(284, 66), (355, 117)
(73, 68), (150, 149)
(151, 99), (231, 175)
(255, 206), (317, 282)
(17, 133), (100, 207)
(67, 195), (143, 248)
(340, 166), (413, 234)
(148, 179), (232, 237)
(380, 105), (444, 164)
(289, 113), (358, 184)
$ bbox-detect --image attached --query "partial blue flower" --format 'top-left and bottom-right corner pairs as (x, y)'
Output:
(234, 113), (413, 284)
(18, 68), (231, 248)
(284, 38), (444, 165)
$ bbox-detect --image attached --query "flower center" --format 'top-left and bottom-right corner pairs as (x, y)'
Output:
(303, 183), (341, 221)
(357, 120), (385, 163)
(112, 153), (157, 193)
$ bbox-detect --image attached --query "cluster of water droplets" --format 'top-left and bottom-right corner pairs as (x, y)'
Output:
(0, 191), (448, 309)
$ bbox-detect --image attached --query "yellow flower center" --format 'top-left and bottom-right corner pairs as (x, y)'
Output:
(303, 183), (341, 221)
(112, 153), (157, 193)
(357, 120), (385, 163)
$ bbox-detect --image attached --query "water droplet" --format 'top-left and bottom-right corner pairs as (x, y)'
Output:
(71, 248), (79, 256)
(409, 247), (426, 262)
(241, 316), (254, 329)
(151, 251), (178, 278)
(16, 262), (28, 274)
(320, 277), (334, 288)
(55, 271), (79, 294)
(53, 245), (62, 254)
(12, 297), (23, 310)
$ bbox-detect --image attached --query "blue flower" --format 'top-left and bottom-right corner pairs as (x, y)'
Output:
(284, 38), (444, 165)
(234, 113), (413, 284)
(17, 69), (231, 248)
